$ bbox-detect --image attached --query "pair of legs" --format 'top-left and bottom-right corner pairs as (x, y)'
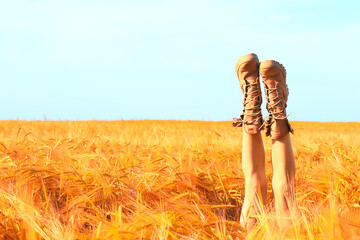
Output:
(240, 130), (296, 228)
(233, 53), (297, 228)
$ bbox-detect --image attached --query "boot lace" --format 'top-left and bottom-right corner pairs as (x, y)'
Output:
(264, 85), (287, 120)
(233, 78), (262, 129)
(260, 84), (292, 136)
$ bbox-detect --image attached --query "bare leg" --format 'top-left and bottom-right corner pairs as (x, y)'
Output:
(240, 130), (267, 229)
(271, 133), (297, 218)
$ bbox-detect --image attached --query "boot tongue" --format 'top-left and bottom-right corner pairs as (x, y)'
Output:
(264, 79), (283, 116)
(244, 78), (260, 116)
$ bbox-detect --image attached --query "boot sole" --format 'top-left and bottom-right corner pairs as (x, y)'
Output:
(259, 60), (286, 78)
(235, 53), (259, 79)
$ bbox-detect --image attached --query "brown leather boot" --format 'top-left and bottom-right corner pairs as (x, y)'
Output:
(233, 53), (263, 134)
(259, 60), (294, 139)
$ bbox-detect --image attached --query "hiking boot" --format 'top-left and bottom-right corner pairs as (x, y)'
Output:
(233, 53), (263, 134)
(259, 60), (294, 139)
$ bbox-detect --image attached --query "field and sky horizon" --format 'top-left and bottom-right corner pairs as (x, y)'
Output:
(1, 0), (359, 239)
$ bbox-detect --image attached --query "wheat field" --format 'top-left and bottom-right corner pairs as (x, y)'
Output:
(0, 120), (359, 239)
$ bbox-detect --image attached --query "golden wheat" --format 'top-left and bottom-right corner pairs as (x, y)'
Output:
(0, 120), (359, 239)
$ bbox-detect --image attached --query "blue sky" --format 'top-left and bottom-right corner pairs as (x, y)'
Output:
(1, 0), (359, 121)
